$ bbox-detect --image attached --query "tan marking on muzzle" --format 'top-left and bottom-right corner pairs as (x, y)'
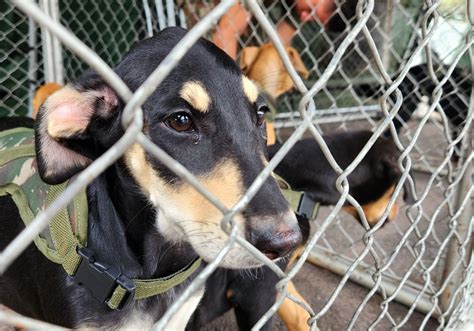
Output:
(179, 81), (210, 113)
(242, 76), (259, 103)
(343, 185), (399, 226)
(124, 144), (294, 267)
(124, 144), (244, 223)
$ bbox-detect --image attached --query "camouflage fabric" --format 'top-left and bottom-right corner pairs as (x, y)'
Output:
(0, 127), (87, 263)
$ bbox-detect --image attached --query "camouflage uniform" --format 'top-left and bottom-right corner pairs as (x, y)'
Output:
(0, 127), (87, 263)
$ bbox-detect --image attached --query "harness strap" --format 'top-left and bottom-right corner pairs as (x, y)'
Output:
(47, 182), (203, 310)
(47, 182), (82, 275)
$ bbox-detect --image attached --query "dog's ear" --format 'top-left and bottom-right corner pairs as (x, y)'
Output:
(32, 83), (63, 119)
(35, 80), (118, 185)
(239, 46), (260, 73)
(287, 47), (309, 79)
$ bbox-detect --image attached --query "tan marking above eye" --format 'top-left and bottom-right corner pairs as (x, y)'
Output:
(179, 81), (210, 113)
(242, 76), (259, 104)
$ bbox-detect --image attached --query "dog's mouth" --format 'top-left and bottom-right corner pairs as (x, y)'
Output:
(156, 207), (301, 269)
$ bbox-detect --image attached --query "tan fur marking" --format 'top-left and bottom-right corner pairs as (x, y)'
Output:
(45, 86), (95, 139)
(124, 144), (262, 267)
(180, 81), (210, 113)
(226, 288), (235, 300)
(32, 83), (63, 119)
(242, 76), (259, 103)
(343, 185), (399, 225)
(277, 281), (310, 331)
(124, 144), (243, 216)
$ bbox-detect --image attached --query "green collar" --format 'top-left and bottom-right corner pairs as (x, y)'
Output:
(0, 127), (202, 310)
(275, 174), (320, 220)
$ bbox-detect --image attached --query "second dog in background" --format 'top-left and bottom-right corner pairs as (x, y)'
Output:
(268, 130), (415, 227)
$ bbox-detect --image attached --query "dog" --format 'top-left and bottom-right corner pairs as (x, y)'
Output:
(240, 43), (309, 146)
(357, 64), (470, 159)
(240, 43), (309, 101)
(0, 27), (302, 329)
(11, 61), (308, 331)
(188, 130), (414, 330)
(268, 130), (415, 226)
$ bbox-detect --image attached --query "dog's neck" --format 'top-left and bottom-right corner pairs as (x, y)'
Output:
(84, 163), (198, 280)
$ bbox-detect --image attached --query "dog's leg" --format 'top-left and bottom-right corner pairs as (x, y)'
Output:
(277, 281), (310, 331)
(343, 185), (398, 226)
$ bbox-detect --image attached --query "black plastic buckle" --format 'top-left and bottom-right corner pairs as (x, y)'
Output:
(72, 247), (135, 310)
(297, 192), (317, 220)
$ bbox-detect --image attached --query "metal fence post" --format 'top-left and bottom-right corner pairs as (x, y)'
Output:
(440, 0), (474, 320)
(439, 131), (473, 317)
(38, 0), (63, 84)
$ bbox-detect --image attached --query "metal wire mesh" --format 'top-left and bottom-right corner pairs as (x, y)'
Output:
(0, 2), (44, 117)
(0, 0), (473, 330)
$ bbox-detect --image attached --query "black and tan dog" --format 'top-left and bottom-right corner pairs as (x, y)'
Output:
(0, 27), (302, 329)
(269, 130), (415, 226)
(189, 130), (413, 331)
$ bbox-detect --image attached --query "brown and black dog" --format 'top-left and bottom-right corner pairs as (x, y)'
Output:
(0, 27), (302, 329)
(268, 130), (415, 227)
(240, 43), (309, 101)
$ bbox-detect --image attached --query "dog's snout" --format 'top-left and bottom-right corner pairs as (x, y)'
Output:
(250, 215), (302, 260)
(255, 229), (301, 260)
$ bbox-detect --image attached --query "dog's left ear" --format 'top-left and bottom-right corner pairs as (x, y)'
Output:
(287, 47), (309, 79)
(35, 81), (119, 185)
(239, 46), (260, 73)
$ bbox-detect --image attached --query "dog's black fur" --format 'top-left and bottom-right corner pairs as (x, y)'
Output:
(0, 116), (35, 131)
(0, 27), (301, 329)
(268, 130), (413, 208)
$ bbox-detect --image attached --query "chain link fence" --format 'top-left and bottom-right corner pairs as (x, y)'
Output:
(0, 1), (44, 117)
(0, 0), (473, 330)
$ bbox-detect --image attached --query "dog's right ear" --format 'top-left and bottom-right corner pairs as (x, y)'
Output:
(287, 47), (309, 79)
(239, 46), (260, 73)
(35, 82), (118, 185)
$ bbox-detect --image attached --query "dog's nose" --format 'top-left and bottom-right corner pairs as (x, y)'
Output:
(251, 222), (302, 260)
(255, 230), (301, 260)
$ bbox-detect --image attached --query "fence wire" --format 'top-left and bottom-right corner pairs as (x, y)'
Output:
(0, 0), (473, 330)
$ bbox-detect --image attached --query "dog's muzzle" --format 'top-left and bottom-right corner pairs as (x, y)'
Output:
(248, 212), (302, 260)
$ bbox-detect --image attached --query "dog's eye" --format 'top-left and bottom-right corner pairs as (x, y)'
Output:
(256, 105), (269, 127)
(165, 112), (194, 132)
